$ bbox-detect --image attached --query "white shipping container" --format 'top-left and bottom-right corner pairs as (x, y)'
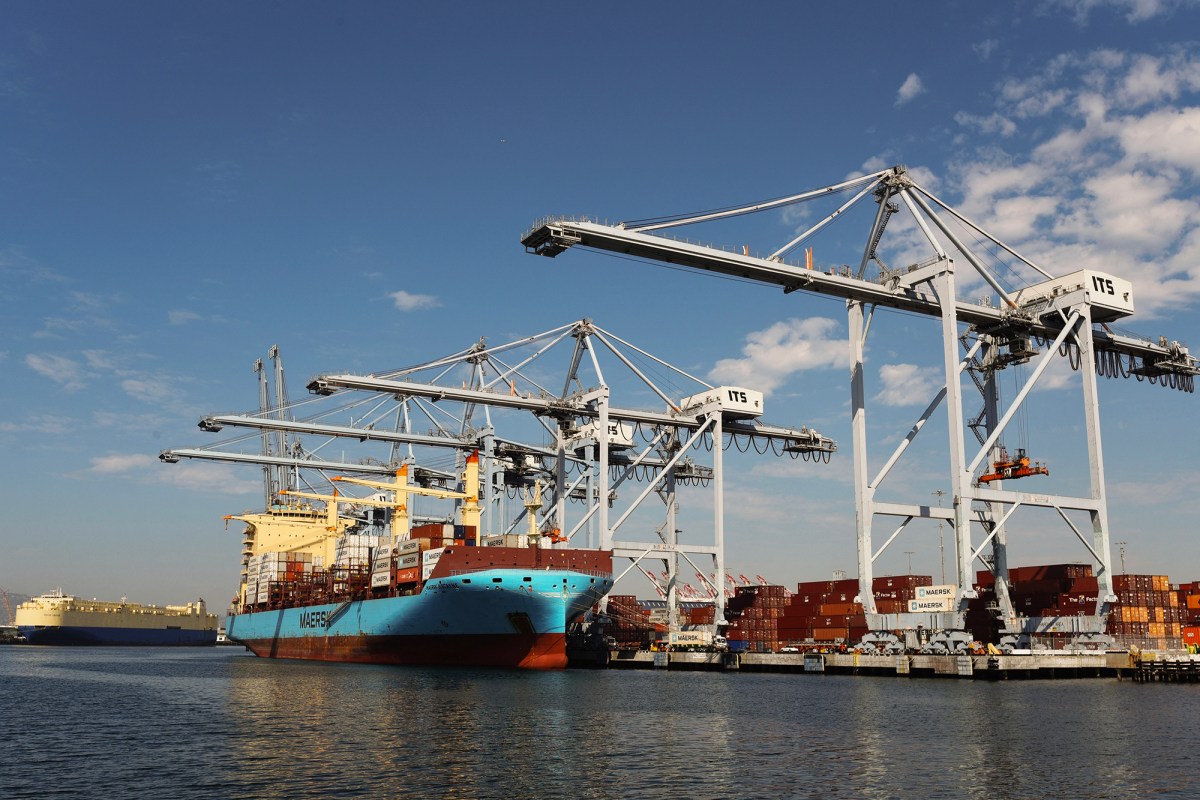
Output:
(396, 539), (422, 555)
(370, 571), (392, 588)
(908, 597), (956, 613)
(480, 535), (505, 547)
(421, 563), (436, 581)
(422, 547), (446, 565)
(398, 553), (420, 568)
(915, 585), (957, 600)
(668, 630), (713, 646)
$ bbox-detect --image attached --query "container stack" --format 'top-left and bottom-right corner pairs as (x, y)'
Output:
(776, 576), (932, 646)
(684, 602), (717, 626)
(870, 575), (935, 614)
(972, 564), (1098, 618)
(725, 585), (788, 652)
(245, 551), (315, 608)
(335, 533), (385, 568)
(408, 523), (454, 548)
(605, 595), (656, 649)
(1178, 582), (1200, 648)
(1106, 574), (1181, 648)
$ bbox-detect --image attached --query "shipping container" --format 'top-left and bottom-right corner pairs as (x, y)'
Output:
(394, 567), (420, 584)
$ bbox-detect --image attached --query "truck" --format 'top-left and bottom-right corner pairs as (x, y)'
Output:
(663, 630), (728, 652)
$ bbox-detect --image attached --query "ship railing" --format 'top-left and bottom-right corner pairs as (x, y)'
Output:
(447, 567), (611, 579)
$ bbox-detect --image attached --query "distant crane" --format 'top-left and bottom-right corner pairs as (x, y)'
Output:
(1, 588), (15, 627)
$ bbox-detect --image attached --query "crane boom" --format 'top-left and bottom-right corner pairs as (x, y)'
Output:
(522, 218), (1197, 379)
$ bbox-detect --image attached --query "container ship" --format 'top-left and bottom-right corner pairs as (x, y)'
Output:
(224, 453), (614, 669)
(15, 589), (218, 646)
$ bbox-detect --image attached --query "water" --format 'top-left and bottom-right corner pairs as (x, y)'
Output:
(2, 647), (1197, 799)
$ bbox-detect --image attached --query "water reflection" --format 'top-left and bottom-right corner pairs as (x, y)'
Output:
(3, 648), (1199, 799)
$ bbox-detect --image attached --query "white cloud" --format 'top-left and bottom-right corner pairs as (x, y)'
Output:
(89, 453), (157, 473)
(0, 415), (72, 434)
(896, 73), (924, 106)
(942, 47), (1200, 316)
(973, 39), (999, 61)
(389, 290), (441, 311)
(1116, 107), (1200, 173)
(86, 454), (261, 495)
(708, 318), (848, 394)
(0, 247), (66, 283)
(156, 461), (262, 495)
(25, 353), (86, 390)
(121, 376), (176, 405)
(1046, 0), (1179, 24)
(954, 111), (1017, 137)
(82, 350), (122, 371)
(987, 195), (1061, 242)
(168, 310), (203, 325)
(874, 363), (943, 406)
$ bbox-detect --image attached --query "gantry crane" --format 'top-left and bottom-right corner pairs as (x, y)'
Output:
(522, 164), (1197, 653)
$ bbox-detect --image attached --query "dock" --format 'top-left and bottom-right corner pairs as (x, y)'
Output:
(582, 649), (1200, 680)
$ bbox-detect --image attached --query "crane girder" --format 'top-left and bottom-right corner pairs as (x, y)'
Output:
(521, 218), (1197, 377)
(199, 414), (475, 449)
(306, 374), (835, 453)
(158, 449), (400, 476)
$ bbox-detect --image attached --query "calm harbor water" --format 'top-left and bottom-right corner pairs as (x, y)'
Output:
(2, 646), (1197, 799)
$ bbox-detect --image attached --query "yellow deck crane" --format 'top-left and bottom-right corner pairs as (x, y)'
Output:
(282, 451), (483, 545)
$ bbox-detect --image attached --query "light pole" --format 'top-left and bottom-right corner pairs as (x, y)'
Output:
(933, 489), (946, 584)
(1116, 541), (1127, 574)
(904, 550), (915, 574)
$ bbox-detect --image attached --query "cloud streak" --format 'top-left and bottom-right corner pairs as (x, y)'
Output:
(896, 73), (924, 106)
(389, 290), (441, 312)
(709, 318), (848, 395)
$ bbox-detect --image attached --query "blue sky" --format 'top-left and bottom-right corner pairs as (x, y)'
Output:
(2, 1), (1199, 609)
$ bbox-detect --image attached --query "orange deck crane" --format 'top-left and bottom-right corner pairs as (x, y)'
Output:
(977, 447), (1049, 484)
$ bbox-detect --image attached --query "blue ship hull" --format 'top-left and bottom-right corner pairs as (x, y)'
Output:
(227, 567), (611, 668)
(18, 625), (216, 646)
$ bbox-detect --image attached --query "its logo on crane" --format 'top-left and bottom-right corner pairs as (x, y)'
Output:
(1091, 274), (1116, 295)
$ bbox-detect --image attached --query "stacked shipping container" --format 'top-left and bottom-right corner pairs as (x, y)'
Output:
(605, 595), (657, 648)
(777, 576), (933, 647)
(1179, 582), (1200, 649)
(242, 522), (484, 611)
(725, 585), (789, 652)
(612, 567), (1200, 652)
(1107, 574), (1182, 647)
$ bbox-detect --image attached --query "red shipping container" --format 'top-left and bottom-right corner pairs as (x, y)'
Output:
(1069, 576), (1099, 592)
(819, 602), (862, 616)
(394, 567), (420, 583)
